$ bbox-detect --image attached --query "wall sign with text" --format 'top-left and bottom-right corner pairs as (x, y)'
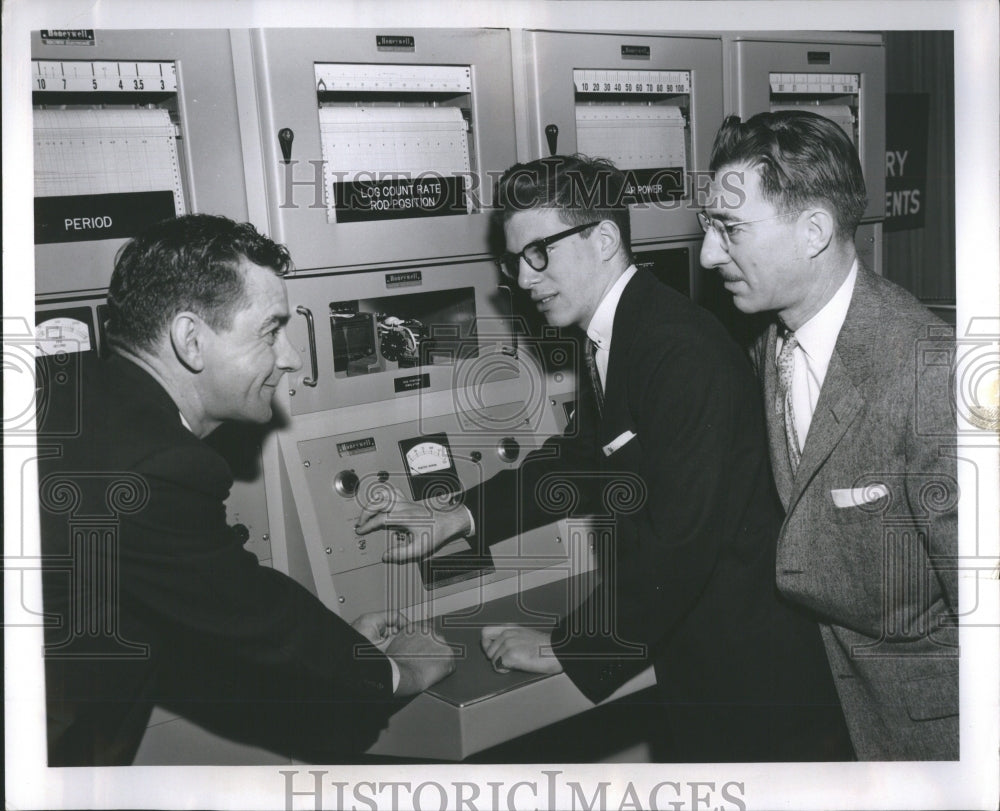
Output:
(884, 93), (930, 232)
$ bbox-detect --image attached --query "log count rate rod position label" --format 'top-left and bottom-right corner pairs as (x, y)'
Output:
(334, 176), (466, 224)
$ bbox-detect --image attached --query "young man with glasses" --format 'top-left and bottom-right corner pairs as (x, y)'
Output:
(700, 111), (958, 760)
(357, 154), (854, 762)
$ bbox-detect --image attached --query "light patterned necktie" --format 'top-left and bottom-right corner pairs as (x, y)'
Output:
(776, 331), (801, 472)
(584, 338), (605, 419)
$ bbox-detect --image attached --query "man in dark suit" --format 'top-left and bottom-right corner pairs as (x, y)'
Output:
(699, 111), (958, 760)
(356, 154), (853, 761)
(38, 214), (454, 766)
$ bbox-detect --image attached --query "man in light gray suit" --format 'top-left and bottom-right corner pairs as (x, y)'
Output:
(699, 110), (958, 760)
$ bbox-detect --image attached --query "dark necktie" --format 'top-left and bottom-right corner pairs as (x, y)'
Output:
(584, 338), (605, 419)
(776, 331), (801, 472)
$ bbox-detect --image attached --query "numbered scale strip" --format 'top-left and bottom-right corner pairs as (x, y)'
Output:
(770, 73), (859, 95)
(315, 63), (472, 93)
(573, 69), (691, 95)
(32, 60), (178, 93)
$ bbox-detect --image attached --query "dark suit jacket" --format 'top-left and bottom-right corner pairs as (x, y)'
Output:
(463, 270), (852, 761)
(755, 267), (959, 760)
(38, 354), (396, 766)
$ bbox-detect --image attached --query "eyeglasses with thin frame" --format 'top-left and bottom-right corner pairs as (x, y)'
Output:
(496, 221), (601, 280)
(697, 209), (805, 250)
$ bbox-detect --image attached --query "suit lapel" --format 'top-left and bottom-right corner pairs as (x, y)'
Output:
(785, 350), (864, 511)
(785, 268), (881, 513)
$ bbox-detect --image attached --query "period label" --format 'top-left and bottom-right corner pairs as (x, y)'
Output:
(35, 191), (175, 244)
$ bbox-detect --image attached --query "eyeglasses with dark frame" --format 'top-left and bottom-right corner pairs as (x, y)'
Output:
(496, 221), (601, 280)
(697, 209), (805, 251)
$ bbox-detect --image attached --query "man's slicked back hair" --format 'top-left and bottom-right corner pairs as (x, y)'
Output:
(709, 110), (868, 239)
(106, 214), (292, 353)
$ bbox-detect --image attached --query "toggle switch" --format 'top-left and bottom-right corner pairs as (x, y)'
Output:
(278, 128), (294, 163)
(545, 124), (559, 156)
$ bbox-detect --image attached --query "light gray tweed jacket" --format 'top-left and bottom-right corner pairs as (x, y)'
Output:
(753, 266), (959, 760)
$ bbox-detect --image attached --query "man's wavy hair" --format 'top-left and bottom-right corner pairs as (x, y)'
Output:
(106, 214), (292, 353)
(709, 110), (868, 240)
(495, 154), (633, 263)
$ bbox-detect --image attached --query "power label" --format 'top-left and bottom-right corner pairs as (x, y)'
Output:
(621, 167), (685, 204)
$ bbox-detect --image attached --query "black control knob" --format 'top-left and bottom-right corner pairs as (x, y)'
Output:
(334, 470), (360, 497)
(544, 124), (559, 156)
(497, 437), (520, 463)
(278, 128), (294, 163)
(232, 523), (251, 545)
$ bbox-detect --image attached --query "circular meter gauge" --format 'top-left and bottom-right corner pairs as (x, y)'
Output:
(398, 433), (459, 501)
(36, 317), (92, 356)
(404, 441), (452, 475)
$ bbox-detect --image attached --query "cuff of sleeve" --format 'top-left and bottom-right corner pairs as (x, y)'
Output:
(448, 497), (475, 537)
(388, 656), (400, 693)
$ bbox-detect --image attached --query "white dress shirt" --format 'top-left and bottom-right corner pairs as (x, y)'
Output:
(585, 265), (638, 388)
(777, 260), (858, 451)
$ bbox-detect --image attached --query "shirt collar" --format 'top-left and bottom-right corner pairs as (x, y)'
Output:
(586, 265), (637, 351)
(792, 258), (858, 368)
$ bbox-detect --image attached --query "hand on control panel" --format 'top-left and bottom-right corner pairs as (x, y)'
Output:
(481, 625), (563, 676)
(354, 484), (473, 564)
(385, 622), (456, 696)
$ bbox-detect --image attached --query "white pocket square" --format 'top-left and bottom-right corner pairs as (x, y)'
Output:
(831, 484), (889, 508)
(602, 430), (637, 457)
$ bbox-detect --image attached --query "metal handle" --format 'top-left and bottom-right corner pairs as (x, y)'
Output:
(296, 305), (318, 387)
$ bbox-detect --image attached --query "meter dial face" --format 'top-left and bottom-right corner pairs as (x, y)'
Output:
(404, 440), (452, 475)
(398, 433), (459, 502)
(36, 317), (92, 355)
